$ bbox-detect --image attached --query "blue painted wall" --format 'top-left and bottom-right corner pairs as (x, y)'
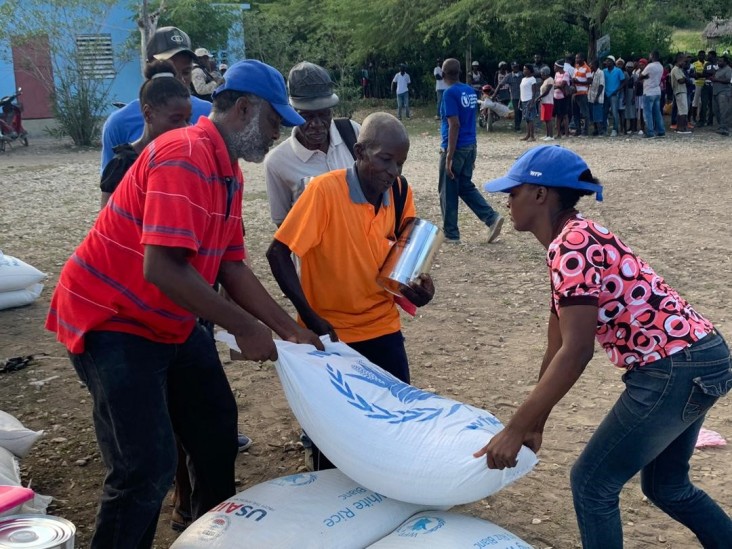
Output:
(0, 2), (247, 118)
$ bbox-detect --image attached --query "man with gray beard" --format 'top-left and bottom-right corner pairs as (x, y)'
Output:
(46, 59), (323, 549)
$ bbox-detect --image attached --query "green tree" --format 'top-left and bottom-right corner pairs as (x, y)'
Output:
(0, 0), (117, 146)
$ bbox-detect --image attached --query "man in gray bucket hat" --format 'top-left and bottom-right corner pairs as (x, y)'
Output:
(264, 61), (361, 227)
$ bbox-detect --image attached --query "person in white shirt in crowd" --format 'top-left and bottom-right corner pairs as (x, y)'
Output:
(434, 58), (448, 120)
(639, 50), (666, 138)
(265, 61), (361, 227)
(519, 64), (540, 141)
(392, 64), (412, 120)
(537, 66), (555, 140)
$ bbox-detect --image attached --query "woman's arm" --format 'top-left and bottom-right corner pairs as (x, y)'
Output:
(474, 304), (597, 469)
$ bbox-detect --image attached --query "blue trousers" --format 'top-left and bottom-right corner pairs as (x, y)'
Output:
(438, 144), (499, 241)
(604, 94), (620, 132)
(70, 326), (238, 548)
(643, 94), (666, 137)
(396, 92), (410, 119)
(570, 332), (732, 548)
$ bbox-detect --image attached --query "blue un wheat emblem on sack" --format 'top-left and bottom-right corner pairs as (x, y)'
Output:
(326, 361), (464, 423)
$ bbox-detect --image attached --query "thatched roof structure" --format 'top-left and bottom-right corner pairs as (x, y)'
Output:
(703, 17), (732, 39)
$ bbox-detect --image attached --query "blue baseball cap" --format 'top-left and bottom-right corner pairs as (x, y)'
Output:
(212, 60), (305, 127)
(483, 145), (603, 201)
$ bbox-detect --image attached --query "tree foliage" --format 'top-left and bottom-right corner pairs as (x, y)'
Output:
(0, 0), (117, 145)
(244, 0), (721, 101)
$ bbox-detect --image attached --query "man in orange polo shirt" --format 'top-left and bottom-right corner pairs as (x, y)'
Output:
(46, 60), (322, 549)
(267, 113), (435, 466)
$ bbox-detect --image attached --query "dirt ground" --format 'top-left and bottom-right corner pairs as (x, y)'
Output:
(1, 115), (730, 549)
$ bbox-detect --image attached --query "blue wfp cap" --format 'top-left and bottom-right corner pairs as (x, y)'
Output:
(483, 145), (603, 201)
(212, 60), (305, 127)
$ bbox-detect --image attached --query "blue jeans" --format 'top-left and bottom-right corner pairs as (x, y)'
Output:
(397, 92), (410, 119)
(436, 89), (444, 117)
(604, 94), (620, 131)
(70, 326), (239, 548)
(643, 94), (666, 137)
(591, 102), (606, 134)
(438, 144), (499, 241)
(571, 332), (732, 548)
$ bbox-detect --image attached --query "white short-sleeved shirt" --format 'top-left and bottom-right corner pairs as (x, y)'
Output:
(264, 120), (361, 225)
(434, 66), (448, 91)
(520, 76), (537, 101)
(540, 77), (555, 104)
(393, 72), (411, 94)
(642, 62), (664, 96)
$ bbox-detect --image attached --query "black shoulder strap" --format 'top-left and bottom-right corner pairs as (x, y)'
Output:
(392, 175), (409, 237)
(334, 118), (358, 160)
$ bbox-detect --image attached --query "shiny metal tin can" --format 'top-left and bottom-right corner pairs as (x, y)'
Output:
(377, 217), (444, 297)
(0, 515), (75, 548)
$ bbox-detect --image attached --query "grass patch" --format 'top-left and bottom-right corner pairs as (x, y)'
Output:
(671, 28), (732, 53)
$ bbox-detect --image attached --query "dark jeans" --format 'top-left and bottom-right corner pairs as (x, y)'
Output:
(573, 94), (590, 135)
(512, 98), (523, 130)
(308, 330), (410, 470)
(570, 332), (732, 548)
(438, 144), (499, 241)
(70, 326), (238, 548)
(700, 84), (714, 125)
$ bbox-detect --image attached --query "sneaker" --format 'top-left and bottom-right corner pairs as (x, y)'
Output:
(670, 124), (677, 130)
(637, 130), (644, 136)
(657, 133), (666, 138)
(643, 134), (656, 139)
(610, 130), (618, 137)
(487, 215), (504, 243)
(717, 129), (730, 136)
(444, 238), (462, 245)
(237, 433), (253, 453)
(675, 130), (692, 135)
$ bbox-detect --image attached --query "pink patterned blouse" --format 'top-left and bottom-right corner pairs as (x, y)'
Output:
(547, 215), (714, 369)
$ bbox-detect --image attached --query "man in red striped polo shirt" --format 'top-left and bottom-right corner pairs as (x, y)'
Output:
(46, 60), (323, 549)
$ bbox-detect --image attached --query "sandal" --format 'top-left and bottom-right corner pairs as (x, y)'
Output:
(170, 508), (192, 532)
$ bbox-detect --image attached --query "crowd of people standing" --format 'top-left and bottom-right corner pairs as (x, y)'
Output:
(433, 49), (732, 140)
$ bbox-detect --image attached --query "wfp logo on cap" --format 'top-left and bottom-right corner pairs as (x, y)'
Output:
(530, 170), (543, 177)
(396, 516), (446, 537)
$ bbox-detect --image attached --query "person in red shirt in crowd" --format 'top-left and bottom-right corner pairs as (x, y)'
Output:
(478, 146), (732, 548)
(46, 59), (322, 549)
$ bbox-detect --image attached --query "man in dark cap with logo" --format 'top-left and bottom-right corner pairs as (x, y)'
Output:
(48, 59), (323, 548)
(100, 26), (213, 171)
(265, 61), (361, 227)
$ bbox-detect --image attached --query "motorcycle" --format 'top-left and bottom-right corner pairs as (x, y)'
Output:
(0, 88), (28, 152)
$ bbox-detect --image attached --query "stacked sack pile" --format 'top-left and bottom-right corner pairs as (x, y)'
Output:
(0, 411), (50, 515)
(173, 337), (538, 548)
(0, 251), (46, 311)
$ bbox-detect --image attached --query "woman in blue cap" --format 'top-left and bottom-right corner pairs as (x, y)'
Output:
(475, 145), (732, 548)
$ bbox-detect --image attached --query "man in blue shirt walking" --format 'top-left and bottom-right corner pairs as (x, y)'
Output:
(438, 58), (503, 244)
